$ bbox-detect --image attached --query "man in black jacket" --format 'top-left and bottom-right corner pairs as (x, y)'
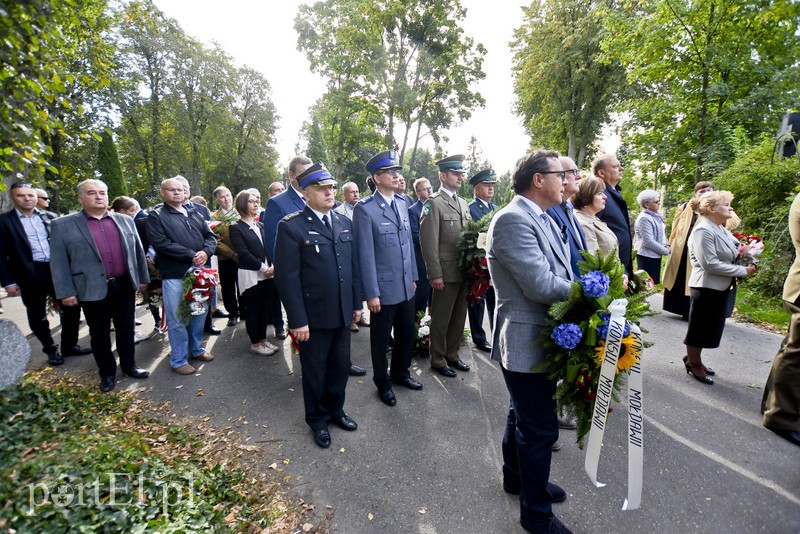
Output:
(594, 154), (634, 275)
(0, 182), (90, 364)
(146, 177), (218, 376)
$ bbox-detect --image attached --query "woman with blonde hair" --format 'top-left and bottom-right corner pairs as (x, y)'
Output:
(683, 190), (756, 384)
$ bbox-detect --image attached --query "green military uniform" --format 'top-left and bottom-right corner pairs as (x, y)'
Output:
(420, 155), (472, 370)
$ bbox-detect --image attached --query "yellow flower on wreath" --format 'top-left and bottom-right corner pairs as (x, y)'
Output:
(595, 335), (641, 374)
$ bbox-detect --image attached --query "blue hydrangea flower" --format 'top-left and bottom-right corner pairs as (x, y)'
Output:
(596, 313), (631, 339)
(580, 270), (610, 298)
(552, 323), (583, 350)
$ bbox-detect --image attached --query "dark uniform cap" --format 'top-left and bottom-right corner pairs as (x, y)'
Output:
(297, 163), (337, 189)
(365, 150), (402, 174)
(469, 169), (496, 187)
(435, 154), (467, 173)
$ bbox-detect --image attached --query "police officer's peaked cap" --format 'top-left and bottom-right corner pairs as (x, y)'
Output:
(365, 150), (402, 175)
(297, 163), (337, 189)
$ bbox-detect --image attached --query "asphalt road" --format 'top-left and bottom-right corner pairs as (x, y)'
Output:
(6, 292), (800, 533)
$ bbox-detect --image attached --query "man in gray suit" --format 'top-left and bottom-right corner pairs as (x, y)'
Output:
(487, 150), (574, 534)
(50, 179), (151, 392)
(354, 150), (422, 407)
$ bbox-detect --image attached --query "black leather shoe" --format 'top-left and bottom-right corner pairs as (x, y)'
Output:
(275, 327), (287, 339)
(450, 359), (470, 372)
(475, 341), (492, 352)
(349, 364), (367, 376)
(433, 365), (456, 378)
(503, 479), (521, 496)
(204, 325), (222, 335)
(379, 389), (397, 406)
(211, 309), (229, 318)
(548, 482), (567, 503)
(333, 415), (358, 431)
(62, 344), (92, 356)
(99, 376), (116, 393)
(314, 428), (331, 448)
(557, 416), (577, 430)
(45, 347), (64, 366)
(520, 515), (573, 534)
(769, 427), (800, 446)
(226, 317), (238, 327)
(122, 367), (150, 379)
(392, 376), (423, 390)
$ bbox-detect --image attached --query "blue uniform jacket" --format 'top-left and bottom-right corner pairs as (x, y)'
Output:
(353, 194), (418, 306)
(261, 187), (305, 265)
(274, 206), (360, 330)
(468, 198), (497, 222)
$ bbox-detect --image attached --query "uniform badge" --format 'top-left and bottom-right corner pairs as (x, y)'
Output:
(422, 203), (431, 216)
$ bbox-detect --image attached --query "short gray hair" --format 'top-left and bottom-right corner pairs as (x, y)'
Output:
(76, 179), (107, 197)
(636, 189), (660, 208)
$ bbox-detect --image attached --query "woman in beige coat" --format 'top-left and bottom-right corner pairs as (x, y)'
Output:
(572, 177), (619, 256)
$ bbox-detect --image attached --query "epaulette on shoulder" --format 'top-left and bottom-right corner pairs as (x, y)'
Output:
(428, 192), (441, 199)
(283, 212), (301, 221)
(358, 196), (374, 205)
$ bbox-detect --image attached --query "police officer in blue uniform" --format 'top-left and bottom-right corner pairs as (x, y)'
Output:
(274, 163), (362, 449)
(467, 169), (498, 353)
(354, 150), (423, 407)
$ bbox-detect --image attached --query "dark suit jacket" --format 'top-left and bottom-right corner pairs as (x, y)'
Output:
(469, 198), (497, 222)
(274, 206), (359, 330)
(547, 203), (587, 278)
(49, 211), (149, 301)
(228, 220), (266, 272)
(408, 200), (423, 246)
(597, 183), (634, 274)
(261, 187), (305, 264)
(0, 208), (57, 288)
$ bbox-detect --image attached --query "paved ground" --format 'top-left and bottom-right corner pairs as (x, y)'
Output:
(4, 292), (800, 533)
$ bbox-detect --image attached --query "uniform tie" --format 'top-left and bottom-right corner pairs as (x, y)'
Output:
(323, 214), (331, 232)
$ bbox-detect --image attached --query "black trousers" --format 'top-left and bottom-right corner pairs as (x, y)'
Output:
(468, 287), (496, 344)
(502, 368), (558, 522)
(240, 279), (269, 344)
(265, 278), (284, 329)
(298, 326), (350, 431)
(217, 258), (239, 317)
(370, 297), (415, 392)
(413, 243), (431, 315)
(20, 261), (80, 352)
(80, 276), (137, 379)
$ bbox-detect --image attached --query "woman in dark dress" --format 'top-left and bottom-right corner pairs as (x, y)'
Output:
(663, 182), (713, 317)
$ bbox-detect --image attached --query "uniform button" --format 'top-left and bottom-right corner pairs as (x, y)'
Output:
(340, 279), (344, 283)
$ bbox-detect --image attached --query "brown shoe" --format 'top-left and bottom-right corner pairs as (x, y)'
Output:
(350, 321), (359, 332)
(191, 352), (214, 362)
(173, 364), (196, 375)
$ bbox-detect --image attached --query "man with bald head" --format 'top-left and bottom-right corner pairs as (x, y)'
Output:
(146, 177), (218, 375)
(35, 188), (53, 212)
(593, 154), (633, 275)
(546, 156), (586, 279)
(50, 179), (150, 392)
(268, 181), (285, 198)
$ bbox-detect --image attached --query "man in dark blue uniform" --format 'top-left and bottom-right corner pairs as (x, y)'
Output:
(354, 150), (423, 407)
(274, 163), (362, 449)
(467, 169), (498, 353)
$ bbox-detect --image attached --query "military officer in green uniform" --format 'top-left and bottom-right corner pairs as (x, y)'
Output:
(419, 154), (472, 377)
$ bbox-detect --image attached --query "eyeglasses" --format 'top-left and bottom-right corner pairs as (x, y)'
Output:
(38, 196), (49, 200)
(10, 182), (33, 190)
(539, 171), (567, 180)
(161, 188), (182, 192)
(564, 169), (580, 177)
(247, 199), (260, 204)
(416, 187), (433, 193)
(378, 169), (400, 176)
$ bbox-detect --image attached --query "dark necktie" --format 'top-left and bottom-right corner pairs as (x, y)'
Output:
(540, 213), (563, 245)
(390, 200), (400, 223)
(323, 214), (331, 232)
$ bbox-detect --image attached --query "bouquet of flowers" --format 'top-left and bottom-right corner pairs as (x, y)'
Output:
(415, 311), (431, 355)
(177, 266), (218, 324)
(540, 251), (654, 447)
(458, 216), (494, 304)
(732, 232), (765, 266)
(209, 210), (239, 235)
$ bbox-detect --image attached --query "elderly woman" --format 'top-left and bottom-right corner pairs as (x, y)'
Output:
(663, 182), (714, 318)
(683, 191), (756, 384)
(572, 177), (619, 256)
(633, 189), (670, 284)
(228, 190), (278, 356)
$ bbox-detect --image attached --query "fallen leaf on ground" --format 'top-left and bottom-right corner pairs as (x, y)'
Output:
(268, 463), (278, 469)
(175, 385), (183, 389)
(302, 523), (313, 532)
(419, 507), (427, 514)
(368, 512), (374, 520)
(339, 448), (345, 453)
(197, 389), (204, 396)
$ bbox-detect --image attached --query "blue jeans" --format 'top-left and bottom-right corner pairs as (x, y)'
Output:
(162, 278), (207, 368)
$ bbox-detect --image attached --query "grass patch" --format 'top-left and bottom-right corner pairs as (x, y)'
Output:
(0, 370), (304, 533)
(733, 286), (791, 333)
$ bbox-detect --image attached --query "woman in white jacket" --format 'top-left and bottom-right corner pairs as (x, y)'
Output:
(683, 191), (756, 384)
(633, 189), (670, 284)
